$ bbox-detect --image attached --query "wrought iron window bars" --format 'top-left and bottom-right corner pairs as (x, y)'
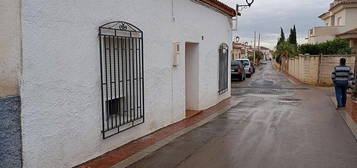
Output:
(99, 21), (144, 139)
(219, 43), (229, 95)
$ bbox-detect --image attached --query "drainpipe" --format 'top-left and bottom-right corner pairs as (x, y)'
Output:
(171, 0), (175, 22)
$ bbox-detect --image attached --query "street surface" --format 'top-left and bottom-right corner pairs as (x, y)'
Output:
(128, 64), (357, 168)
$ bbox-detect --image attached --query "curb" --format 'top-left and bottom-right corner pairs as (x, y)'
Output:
(112, 100), (238, 168)
(329, 96), (357, 140)
(77, 97), (241, 168)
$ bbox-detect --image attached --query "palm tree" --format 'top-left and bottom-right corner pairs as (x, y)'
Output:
(275, 42), (297, 71)
(275, 41), (297, 58)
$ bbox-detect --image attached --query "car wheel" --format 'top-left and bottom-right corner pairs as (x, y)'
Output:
(247, 74), (251, 78)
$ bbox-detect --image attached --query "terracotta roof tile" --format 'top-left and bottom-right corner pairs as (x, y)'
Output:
(196, 0), (237, 17)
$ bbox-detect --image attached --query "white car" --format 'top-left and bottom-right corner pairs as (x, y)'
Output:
(236, 59), (252, 78)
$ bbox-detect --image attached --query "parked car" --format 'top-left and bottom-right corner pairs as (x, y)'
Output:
(231, 60), (246, 81)
(237, 59), (252, 78)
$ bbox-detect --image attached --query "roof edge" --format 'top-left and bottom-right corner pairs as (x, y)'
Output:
(337, 28), (357, 36)
(319, 12), (330, 19)
(329, 0), (357, 11)
(196, 0), (237, 17)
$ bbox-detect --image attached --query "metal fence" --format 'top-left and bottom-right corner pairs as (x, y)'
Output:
(99, 21), (144, 139)
(219, 43), (229, 95)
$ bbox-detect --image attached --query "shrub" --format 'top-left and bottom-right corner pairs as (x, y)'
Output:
(275, 41), (297, 58)
(298, 44), (320, 55)
(246, 51), (263, 63)
(255, 51), (263, 61)
(298, 39), (352, 55)
(248, 56), (254, 62)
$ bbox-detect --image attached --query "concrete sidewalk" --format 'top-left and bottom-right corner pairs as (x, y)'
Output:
(330, 95), (357, 140)
(77, 98), (240, 168)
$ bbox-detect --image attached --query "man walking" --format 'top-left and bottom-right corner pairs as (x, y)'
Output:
(331, 58), (354, 109)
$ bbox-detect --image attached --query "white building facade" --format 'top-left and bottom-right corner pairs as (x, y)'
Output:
(259, 46), (273, 60)
(0, 0), (236, 167)
(307, 0), (357, 51)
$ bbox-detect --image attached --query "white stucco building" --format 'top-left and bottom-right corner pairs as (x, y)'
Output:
(232, 42), (247, 60)
(307, 0), (357, 51)
(0, 0), (236, 167)
(258, 46), (273, 60)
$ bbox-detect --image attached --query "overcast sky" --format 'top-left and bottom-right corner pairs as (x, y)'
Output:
(220, 0), (332, 49)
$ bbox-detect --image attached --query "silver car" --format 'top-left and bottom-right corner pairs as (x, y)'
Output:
(237, 59), (252, 78)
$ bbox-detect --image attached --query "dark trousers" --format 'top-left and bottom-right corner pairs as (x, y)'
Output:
(334, 80), (348, 107)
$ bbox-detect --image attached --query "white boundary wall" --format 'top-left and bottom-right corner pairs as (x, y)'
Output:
(287, 55), (355, 86)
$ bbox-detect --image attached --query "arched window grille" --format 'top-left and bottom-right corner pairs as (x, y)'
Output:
(218, 43), (229, 95)
(99, 21), (144, 139)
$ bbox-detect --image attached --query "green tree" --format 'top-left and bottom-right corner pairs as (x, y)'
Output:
(293, 26), (297, 44)
(255, 51), (263, 61)
(273, 52), (281, 64)
(275, 27), (297, 64)
(275, 41), (297, 58)
(288, 25), (297, 45)
(248, 56), (254, 62)
(288, 28), (293, 43)
(277, 27), (285, 46)
(248, 51), (263, 64)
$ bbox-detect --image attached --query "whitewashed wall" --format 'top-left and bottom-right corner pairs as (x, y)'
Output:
(21, 0), (232, 167)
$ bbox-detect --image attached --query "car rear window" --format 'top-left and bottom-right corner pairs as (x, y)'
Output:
(241, 60), (250, 66)
(232, 61), (241, 66)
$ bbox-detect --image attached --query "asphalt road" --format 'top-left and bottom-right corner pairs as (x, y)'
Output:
(128, 63), (357, 168)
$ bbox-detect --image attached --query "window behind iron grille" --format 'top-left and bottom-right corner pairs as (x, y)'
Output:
(99, 21), (144, 139)
(218, 43), (229, 95)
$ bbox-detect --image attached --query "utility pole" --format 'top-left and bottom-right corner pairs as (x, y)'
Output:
(253, 31), (256, 63)
(258, 33), (261, 52)
(235, 6), (239, 33)
(258, 33), (262, 61)
(244, 42), (248, 58)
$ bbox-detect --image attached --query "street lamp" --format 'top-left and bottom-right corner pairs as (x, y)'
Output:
(235, 36), (240, 43)
(236, 0), (254, 13)
(234, 0), (254, 30)
(234, 0), (254, 41)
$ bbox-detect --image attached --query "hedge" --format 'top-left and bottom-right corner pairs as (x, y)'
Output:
(298, 39), (352, 55)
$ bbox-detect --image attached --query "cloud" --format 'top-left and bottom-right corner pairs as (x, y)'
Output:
(220, 0), (332, 49)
